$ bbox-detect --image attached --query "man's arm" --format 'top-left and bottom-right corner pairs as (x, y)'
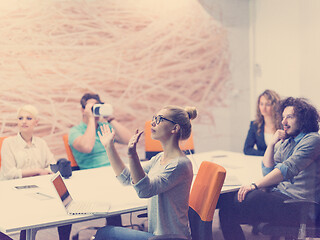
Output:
(281, 133), (320, 179)
(238, 168), (284, 202)
(238, 130), (288, 202)
(256, 168), (284, 188)
(263, 129), (287, 167)
(72, 102), (96, 153)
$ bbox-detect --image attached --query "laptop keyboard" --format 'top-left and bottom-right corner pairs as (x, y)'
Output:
(68, 201), (98, 214)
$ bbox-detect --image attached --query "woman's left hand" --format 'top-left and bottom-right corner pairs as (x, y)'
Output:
(128, 129), (143, 156)
(237, 184), (254, 202)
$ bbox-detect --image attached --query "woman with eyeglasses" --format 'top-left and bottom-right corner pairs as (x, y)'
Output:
(95, 105), (197, 240)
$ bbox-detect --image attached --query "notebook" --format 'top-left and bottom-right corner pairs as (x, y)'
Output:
(51, 172), (110, 215)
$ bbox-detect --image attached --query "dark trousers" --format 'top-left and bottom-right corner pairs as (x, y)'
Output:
(219, 189), (300, 240)
(106, 215), (122, 226)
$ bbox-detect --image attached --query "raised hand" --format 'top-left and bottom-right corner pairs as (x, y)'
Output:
(272, 129), (287, 145)
(128, 129), (144, 156)
(98, 124), (115, 147)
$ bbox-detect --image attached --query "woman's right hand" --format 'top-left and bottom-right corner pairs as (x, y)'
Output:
(127, 129), (143, 156)
(98, 124), (115, 147)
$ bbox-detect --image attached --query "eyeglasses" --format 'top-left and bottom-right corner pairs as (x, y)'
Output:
(152, 115), (177, 125)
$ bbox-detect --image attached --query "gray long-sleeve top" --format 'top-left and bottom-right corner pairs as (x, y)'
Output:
(262, 132), (320, 202)
(117, 152), (193, 238)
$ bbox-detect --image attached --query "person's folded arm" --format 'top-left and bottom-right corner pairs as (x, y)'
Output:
(21, 168), (52, 178)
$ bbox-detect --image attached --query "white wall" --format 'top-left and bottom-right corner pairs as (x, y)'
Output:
(299, 0), (320, 109)
(252, 0), (320, 115)
(197, 0), (251, 153)
(197, 0), (320, 154)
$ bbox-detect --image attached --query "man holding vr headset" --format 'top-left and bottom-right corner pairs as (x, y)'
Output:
(69, 93), (131, 170)
(68, 93), (132, 227)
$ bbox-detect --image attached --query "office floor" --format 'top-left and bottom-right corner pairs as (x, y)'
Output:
(7, 209), (276, 240)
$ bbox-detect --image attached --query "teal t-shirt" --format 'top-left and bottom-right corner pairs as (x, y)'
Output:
(68, 121), (111, 170)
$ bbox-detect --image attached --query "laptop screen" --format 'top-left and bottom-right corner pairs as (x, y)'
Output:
(51, 172), (73, 208)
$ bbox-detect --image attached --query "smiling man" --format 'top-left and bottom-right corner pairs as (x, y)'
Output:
(219, 97), (320, 240)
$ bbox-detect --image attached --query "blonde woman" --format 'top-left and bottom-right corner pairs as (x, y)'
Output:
(0, 105), (55, 179)
(0, 105), (71, 240)
(95, 105), (197, 240)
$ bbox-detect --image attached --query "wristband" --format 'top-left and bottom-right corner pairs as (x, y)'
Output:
(251, 183), (258, 190)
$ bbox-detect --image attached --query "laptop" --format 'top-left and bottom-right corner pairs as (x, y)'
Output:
(51, 172), (110, 215)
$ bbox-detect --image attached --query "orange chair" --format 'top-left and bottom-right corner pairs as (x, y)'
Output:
(149, 161), (226, 240)
(144, 120), (195, 160)
(62, 134), (80, 171)
(0, 136), (8, 168)
(188, 161), (226, 240)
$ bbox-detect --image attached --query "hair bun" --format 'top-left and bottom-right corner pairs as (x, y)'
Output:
(184, 106), (197, 120)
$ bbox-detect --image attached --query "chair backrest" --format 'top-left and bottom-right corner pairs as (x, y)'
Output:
(0, 232), (14, 240)
(144, 120), (195, 160)
(0, 136), (8, 168)
(189, 161), (226, 240)
(62, 134), (80, 171)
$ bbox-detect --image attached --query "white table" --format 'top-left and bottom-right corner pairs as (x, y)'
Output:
(0, 167), (147, 240)
(0, 150), (263, 239)
(189, 150), (263, 193)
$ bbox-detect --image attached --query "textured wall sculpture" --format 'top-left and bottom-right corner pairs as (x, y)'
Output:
(0, 0), (230, 158)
